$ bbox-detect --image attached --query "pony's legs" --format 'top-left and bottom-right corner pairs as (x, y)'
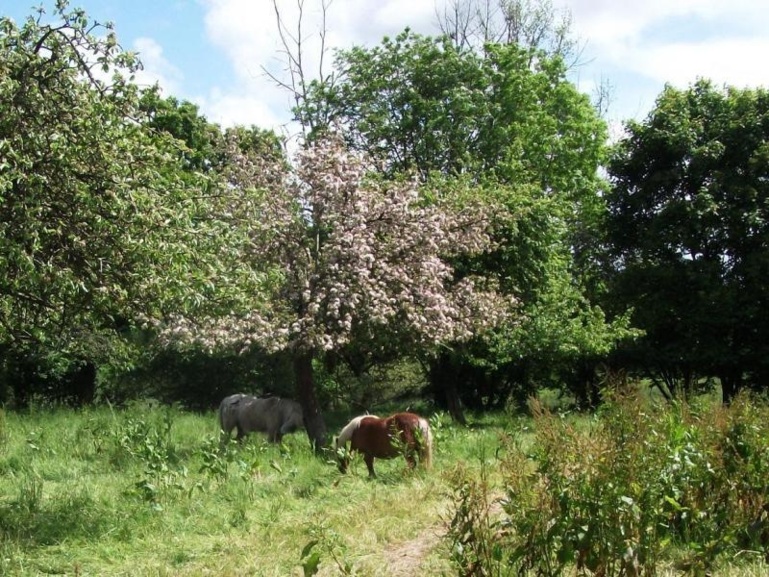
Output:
(364, 454), (376, 477)
(269, 431), (282, 443)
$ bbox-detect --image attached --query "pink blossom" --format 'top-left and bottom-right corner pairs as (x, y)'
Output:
(162, 132), (515, 353)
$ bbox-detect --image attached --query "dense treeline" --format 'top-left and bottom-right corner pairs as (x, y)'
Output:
(2, 2), (769, 439)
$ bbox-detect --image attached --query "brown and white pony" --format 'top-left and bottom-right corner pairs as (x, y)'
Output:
(335, 412), (433, 477)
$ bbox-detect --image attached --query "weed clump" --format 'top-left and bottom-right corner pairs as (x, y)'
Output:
(447, 391), (769, 575)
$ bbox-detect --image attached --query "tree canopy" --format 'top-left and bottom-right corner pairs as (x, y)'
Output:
(0, 3), (267, 404)
(299, 29), (632, 411)
(164, 132), (514, 446)
(606, 80), (769, 402)
(302, 30), (603, 193)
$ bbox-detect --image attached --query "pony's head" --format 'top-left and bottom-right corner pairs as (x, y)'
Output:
(334, 415), (372, 473)
(334, 435), (349, 473)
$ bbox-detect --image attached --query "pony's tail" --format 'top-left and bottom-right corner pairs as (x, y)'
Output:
(418, 417), (433, 469)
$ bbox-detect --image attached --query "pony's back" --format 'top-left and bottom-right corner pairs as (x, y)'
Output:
(335, 415), (375, 450)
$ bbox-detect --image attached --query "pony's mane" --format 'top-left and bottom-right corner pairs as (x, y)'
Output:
(335, 414), (378, 447)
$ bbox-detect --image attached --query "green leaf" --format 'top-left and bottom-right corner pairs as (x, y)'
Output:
(300, 540), (318, 559)
(301, 551), (321, 576)
(664, 496), (684, 511)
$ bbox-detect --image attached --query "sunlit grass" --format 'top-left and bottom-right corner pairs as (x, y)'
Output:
(1, 399), (767, 576)
(0, 404), (499, 575)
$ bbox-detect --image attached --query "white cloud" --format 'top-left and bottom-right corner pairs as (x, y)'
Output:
(198, 89), (291, 131)
(191, 0), (769, 129)
(627, 37), (769, 88)
(131, 37), (184, 95)
(563, 0), (768, 74)
(199, 0), (331, 130)
(198, 0), (445, 130)
(555, 0), (769, 120)
(202, 0), (277, 82)
(370, 0), (437, 31)
(563, 0), (763, 49)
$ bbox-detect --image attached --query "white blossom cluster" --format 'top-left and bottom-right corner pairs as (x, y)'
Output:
(164, 133), (515, 354)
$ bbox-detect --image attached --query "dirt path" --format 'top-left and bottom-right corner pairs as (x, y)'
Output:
(312, 523), (446, 577)
(382, 523), (445, 576)
(379, 495), (505, 575)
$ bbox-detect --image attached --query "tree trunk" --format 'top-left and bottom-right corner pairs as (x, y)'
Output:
(293, 351), (327, 452)
(69, 360), (96, 407)
(7, 353), (35, 409)
(719, 368), (742, 405)
(444, 377), (467, 425)
(429, 352), (467, 425)
(572, 361), (600, 410)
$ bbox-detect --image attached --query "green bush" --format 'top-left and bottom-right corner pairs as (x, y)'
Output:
(447, 391), (769, 575)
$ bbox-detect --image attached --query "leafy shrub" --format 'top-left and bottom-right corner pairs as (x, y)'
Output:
(105, 408), (191, 507)
(109, 412), (177, 471)
(300, 520), (355, 576)
(447, 462), (505, 576)
(447, 391), (769, 575)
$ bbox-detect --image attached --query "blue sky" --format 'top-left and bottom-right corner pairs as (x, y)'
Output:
(6, 0), (769, 142)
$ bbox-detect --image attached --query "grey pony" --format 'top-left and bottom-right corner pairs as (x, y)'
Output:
(219, 394), (304, 443)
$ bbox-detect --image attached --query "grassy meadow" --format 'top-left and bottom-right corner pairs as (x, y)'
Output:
(1, 392), (769, 576)
(0, 403), (508, 576)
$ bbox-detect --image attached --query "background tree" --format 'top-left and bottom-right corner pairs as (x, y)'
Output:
(605, 80), (769, 403)
(0, 3), (258, 405)
(99, 92), (291, 410)
(264, 0), (335, 141)
(437, 0), (581, 66)
(139, 90), (225, 173)
(165, 133), (513, 448)
(436, 0), (617, 123)
(300, 31), (632, 414)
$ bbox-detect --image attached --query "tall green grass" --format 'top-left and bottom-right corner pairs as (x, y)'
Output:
(0, 404), (505, 576)
(2, 395), (768, 576)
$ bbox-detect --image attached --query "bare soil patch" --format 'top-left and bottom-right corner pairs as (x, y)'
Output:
(382, 524), (444, 576)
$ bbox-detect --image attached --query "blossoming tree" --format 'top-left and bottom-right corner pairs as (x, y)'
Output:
(167, 133), (512, 449)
